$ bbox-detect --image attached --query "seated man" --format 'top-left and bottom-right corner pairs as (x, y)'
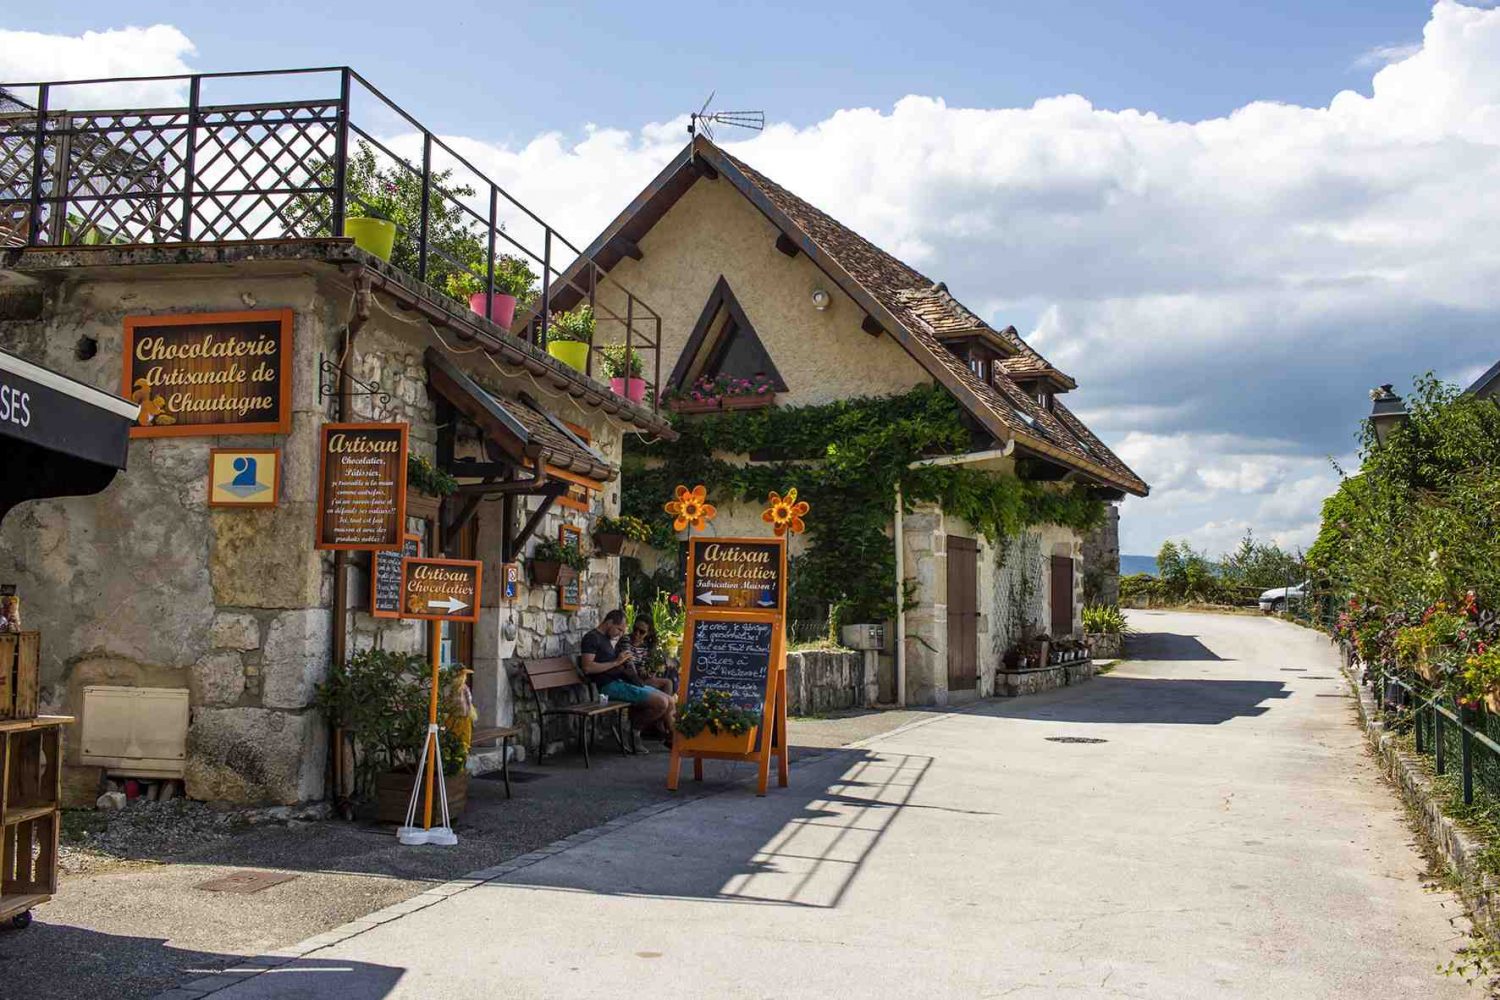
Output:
(579, 609), (674, 746)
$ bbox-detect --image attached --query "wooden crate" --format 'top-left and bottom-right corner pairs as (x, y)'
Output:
(0, 717), (67, 926)
(0, 632), (40, 720)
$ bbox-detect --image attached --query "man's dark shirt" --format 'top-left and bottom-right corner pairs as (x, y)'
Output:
(580, 629), (626, 684)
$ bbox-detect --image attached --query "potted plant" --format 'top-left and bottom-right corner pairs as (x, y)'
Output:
(676, 689), (760, 753)
(314, 648), (470, 823)
(445, 255), (538, 330)
(529, 536), (587, 585)
(1081, 604), (1127, 659)
(547, 305), (594, 373)
(345, 182), (400, 262)
(593, 514), (650, 556)
(600, 345), (648, 403)
(406, 454), (456, 524)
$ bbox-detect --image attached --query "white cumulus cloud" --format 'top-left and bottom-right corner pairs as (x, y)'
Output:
(7, 3), (1499, 561)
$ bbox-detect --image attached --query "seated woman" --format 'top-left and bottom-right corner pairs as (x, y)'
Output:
(622, 614), (674, 697)
(578, 609), (673, 747)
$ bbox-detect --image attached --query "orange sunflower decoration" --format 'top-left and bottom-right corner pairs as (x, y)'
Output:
(664, 484), (717, 533)
(762, 488), (809, 537)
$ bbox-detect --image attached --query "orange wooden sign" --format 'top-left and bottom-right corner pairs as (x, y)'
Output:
(687, 537), (786, 612)
(399, 557), (482, 623)
(123, 309), (293, 437)
(315, 422), (409, 551)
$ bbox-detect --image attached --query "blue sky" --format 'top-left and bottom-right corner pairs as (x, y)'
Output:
(4, 3), (1497, 559)
(12, 2), (1433, 140)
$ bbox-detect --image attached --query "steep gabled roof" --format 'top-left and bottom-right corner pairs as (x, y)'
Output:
(555, 136), (1147, 497)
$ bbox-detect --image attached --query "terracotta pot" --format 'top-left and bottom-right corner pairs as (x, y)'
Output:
(682, 726), (758, 755)
(345, 217), (396, 261)
(547, 340), (589, 372)
(530, 560), (563, 585)
(469, 292), (518, 329)
(375, 769), (467, 824)
(609, 377), (647, 403)
(593, 532), (626, 556)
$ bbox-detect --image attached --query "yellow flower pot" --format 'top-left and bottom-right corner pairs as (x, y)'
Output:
(547, 340), (589, 372)
(345, 217), (397, 261)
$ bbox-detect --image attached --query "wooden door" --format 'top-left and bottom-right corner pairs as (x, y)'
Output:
(1050, 555), (1075, 637)
(946, 536), (978, 691)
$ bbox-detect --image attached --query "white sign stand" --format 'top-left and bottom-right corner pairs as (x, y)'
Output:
(396, 723), (459, 847)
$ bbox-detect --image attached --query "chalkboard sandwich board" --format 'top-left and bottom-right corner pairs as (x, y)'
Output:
(677, 611), (779, 756)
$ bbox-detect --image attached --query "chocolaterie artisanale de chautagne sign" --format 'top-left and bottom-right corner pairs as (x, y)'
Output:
(122, 310), (292, 437)
(315, 422), (409, 551)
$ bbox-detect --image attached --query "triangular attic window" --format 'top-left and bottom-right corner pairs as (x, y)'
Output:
(668, 275), (787, 392)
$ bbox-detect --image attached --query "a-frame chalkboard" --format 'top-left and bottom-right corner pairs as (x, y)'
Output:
(668, 536), (789, 796)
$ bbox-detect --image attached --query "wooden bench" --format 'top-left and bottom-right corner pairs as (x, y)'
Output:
(469, 725), (522, 798)
(518, 657), (632, 768)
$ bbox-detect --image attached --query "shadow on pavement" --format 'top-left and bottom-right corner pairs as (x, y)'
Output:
(972, 676), (1290, 725)
(1126, 631), (1232, 661)
(0, 922), (403, 1000)
(495, 747), (932, 910)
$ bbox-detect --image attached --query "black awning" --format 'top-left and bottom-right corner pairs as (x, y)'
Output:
(1, 349), (139, 522)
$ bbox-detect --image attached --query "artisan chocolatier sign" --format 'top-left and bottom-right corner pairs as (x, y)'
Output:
(122, 310), (292, 437)
(315, 422), (409, 551)
(687, 538), (784, 611)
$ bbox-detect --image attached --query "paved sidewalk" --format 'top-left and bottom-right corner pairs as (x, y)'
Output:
(199, 611), (1484, 999)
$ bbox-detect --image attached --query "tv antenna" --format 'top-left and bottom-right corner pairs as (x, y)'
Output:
(688, 91), (764, 141)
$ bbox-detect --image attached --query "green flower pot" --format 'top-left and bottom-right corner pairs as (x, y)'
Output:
(345, 217), (397, 261)
(547, 340), (589, 372)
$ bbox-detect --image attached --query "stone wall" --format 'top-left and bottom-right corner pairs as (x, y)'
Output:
(785, 649), (868, 717)
(1081, 503), (1121, 607)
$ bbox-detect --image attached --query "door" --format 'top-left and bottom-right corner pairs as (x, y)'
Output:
(1051, 555), (1075, 637)
(946, 535), (978, 691)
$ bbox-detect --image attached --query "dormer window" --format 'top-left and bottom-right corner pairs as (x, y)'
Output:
(969, 357), (989, 382)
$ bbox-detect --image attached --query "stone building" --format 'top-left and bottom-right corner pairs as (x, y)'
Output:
(553, 136), (1148, 705)
(0, 241), (673, 804)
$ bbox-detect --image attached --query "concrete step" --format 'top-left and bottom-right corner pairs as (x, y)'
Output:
(465, 742), (525, 776)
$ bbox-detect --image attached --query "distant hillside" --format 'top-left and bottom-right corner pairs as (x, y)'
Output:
(1120, 554), (1158, 577)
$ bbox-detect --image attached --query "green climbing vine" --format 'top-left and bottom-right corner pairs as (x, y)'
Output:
(622, 385), (1105, 623)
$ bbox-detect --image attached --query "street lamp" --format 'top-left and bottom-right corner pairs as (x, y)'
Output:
(1368, 384), (1408, 446)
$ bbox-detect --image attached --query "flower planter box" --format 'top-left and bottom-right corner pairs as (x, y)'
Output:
(405, 489), (442, 525)
(669, 398), (721, 414)
(721, 394), (775, 411)
(1086, 632), (1123, 659)
(681, 726), (758, 756)
(593, 532), (626, 556)
(374, 769), (467, 824)
(530, 560), (563, 586)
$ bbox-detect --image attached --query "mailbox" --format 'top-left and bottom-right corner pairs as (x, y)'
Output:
(840, 623), (886, 651)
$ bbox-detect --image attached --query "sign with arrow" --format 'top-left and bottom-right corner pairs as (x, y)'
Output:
(687, 537), (785, 613)
(399, 557), (483, 623)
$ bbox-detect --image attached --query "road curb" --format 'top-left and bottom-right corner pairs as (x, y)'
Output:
(1339, 648), (1500, 942)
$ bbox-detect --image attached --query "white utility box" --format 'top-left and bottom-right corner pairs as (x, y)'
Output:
(79, 685), (189, 778)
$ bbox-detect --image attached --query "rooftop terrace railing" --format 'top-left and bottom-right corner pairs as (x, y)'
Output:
(0, 67), (661, 405)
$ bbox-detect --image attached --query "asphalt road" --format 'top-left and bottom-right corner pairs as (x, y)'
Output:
(203, 611), (1485, 999)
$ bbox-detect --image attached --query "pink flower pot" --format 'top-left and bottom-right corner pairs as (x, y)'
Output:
(609, 377), (647, 403)
(469, 292), (518, 330)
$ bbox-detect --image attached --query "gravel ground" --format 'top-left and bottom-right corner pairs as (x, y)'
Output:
(1, 712), (918, 1000)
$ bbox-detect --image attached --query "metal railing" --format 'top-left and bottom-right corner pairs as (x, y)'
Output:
(0, 67), (662, 407)
(1366, 660), (1500, 808)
